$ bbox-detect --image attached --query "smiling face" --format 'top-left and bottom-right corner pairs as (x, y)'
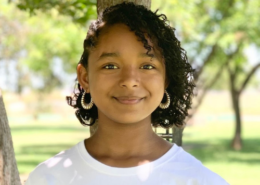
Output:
(77, 24), (166, 125)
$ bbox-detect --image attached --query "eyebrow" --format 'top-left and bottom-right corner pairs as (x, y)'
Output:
(138, 53), (157, 59)
(98, 52), (157, 60)
(99, 52), (119, 60)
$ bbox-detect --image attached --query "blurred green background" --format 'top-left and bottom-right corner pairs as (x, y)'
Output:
(1, 0), (260, 184)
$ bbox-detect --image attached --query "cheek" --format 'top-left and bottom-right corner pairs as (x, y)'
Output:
(143, 73), (165, 100)
(88, 72), (114, 104)
(143, 72), (165, 86)
(88, 72), (105, 91)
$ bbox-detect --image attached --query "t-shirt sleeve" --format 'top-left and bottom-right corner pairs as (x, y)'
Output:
(175, 147), (230, 185)
(200, 167), (230, 185)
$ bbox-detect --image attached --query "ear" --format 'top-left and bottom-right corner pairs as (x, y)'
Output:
(77, 64), (90, 93)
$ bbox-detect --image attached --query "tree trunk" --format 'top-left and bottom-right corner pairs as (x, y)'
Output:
(228, 71), (242, 150)
(231, 91), (242, 150)
(97, 0), (151, 15)
(0, 89), (21, 185)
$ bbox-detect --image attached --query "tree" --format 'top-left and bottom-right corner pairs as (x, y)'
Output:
(0, 90), (21, 185)
(227, 47), (260, 150)
(157, 0), (260, 149)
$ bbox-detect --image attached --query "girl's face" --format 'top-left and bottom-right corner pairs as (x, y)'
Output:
(78, 24), (166, 125)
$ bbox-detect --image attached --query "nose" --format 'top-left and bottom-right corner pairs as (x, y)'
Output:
(119, 66), (140, 88)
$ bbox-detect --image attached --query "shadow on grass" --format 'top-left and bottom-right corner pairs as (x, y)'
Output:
(183, 138), (260, 165)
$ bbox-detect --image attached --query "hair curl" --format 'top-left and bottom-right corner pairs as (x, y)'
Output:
(66, 2), (195, 128)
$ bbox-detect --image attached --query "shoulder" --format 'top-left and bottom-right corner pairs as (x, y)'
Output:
(25, 141), (82, 185)
(159, 144), (230, 185)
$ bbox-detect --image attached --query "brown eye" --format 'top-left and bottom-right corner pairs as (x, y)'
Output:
(104, 64), (118, 69)
(141, 65), (155, 70)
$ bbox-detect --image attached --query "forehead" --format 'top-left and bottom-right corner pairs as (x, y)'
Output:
(100, 24), (152, 46)
(91, 24), (161, 57)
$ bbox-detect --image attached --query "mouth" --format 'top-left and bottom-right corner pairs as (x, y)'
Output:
(113, 97), (144, 105)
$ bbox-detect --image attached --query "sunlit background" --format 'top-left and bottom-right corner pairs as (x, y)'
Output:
(1, 0), (260, 184)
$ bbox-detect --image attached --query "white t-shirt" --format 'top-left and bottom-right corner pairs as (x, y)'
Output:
(25, 140), (229, 185)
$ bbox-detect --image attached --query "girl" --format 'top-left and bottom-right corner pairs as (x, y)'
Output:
(26, 2), (229, 185)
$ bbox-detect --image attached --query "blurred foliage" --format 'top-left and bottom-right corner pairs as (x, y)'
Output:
(1, 1), (88, 92)
(202, 63), (259, 90)
(21, 12), (85, 75)
(153, 0), (260, 90)
(13, 0), (97, 25)
(0, 12), (27, 60)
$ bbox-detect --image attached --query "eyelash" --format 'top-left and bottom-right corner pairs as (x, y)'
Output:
(103, 64), (155, 70)
(103, 64), (118, 69)
(141, 65), (155, 70)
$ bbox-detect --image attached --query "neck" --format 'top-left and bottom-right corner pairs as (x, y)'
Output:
(89, 117), (157, 155)
(84, 115), (172, 167)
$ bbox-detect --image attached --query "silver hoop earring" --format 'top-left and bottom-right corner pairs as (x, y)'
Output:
(81, 92), (94, 110)
(159, 90), (170, 109)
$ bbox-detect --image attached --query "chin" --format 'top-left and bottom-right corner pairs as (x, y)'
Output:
(111, 115), (150, 125)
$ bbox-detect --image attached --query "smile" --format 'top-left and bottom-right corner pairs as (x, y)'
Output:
(114, 97), (144, 105)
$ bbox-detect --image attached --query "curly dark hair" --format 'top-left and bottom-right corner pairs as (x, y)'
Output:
(66, 2), (195, 128)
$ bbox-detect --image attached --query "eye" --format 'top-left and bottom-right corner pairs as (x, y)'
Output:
(103, 64), (119, 69)
(141, 65), (155, 70)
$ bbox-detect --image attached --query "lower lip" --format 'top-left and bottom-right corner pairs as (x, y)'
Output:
(114, 98), (143, 105)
